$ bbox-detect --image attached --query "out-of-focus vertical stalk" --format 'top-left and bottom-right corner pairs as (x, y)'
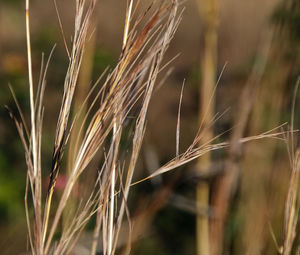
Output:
(240, 80), (286, 255)
(211, 34), (271, 255)
(235, 58), (289, 255)
(235, 14), (292, 253)
(196, 1), (219, 255)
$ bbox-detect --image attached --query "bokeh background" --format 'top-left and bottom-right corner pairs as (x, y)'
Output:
(1, 0), (300, 254)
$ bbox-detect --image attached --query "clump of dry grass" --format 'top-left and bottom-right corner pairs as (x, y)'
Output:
(17, 0), (183, 254)
(282, 148), (300, 254)
(9, 0), (290, 254)
(281, 84), (300, 255)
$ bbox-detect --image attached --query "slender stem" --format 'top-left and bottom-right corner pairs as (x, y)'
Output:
(25, 0), (37, 184)
(108, 3), (133, 253)
(196, 1), (219, 255)
(108, 124), (116, 255)
(123, 0), (133, 49)
(26, 0), (42, 253)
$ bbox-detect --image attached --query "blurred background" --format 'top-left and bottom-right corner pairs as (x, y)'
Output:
(1, 0), (300, 254)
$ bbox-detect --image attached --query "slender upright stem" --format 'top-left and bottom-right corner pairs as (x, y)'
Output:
(108, 123), (117, 255)
(26, 0), (42, 253)
(25, 0), (38, 187)
(196, 1), (219, 255)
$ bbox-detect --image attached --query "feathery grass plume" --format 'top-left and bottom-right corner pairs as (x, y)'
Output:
(19, 0), (183, 254)
(45, 1), (182, 253)
(15, 0), (291, 254)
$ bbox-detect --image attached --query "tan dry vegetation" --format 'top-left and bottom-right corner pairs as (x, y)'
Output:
(0, 0), (300, 255)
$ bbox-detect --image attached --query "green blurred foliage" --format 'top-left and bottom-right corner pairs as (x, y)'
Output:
(272, 0), (300, 126)
(272, 1), (300, 69)
(33, 28), (59, 53)
(273, 1), (300, 41)
(134, 238), (167, 255)
(0, 0), (23, 6)
(0, 51), (28, 221)
(93, 48), (116, 76)
(154, 207), (195, 255)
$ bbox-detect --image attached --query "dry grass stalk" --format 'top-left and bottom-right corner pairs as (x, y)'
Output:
(195, 0), (219, 254)
(12, 1), (291, 254)
(282, 81), (300, 255)
(283, 148), (300, 255)
(133, 127), (287, 185)
(17, 0), (183, 254)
